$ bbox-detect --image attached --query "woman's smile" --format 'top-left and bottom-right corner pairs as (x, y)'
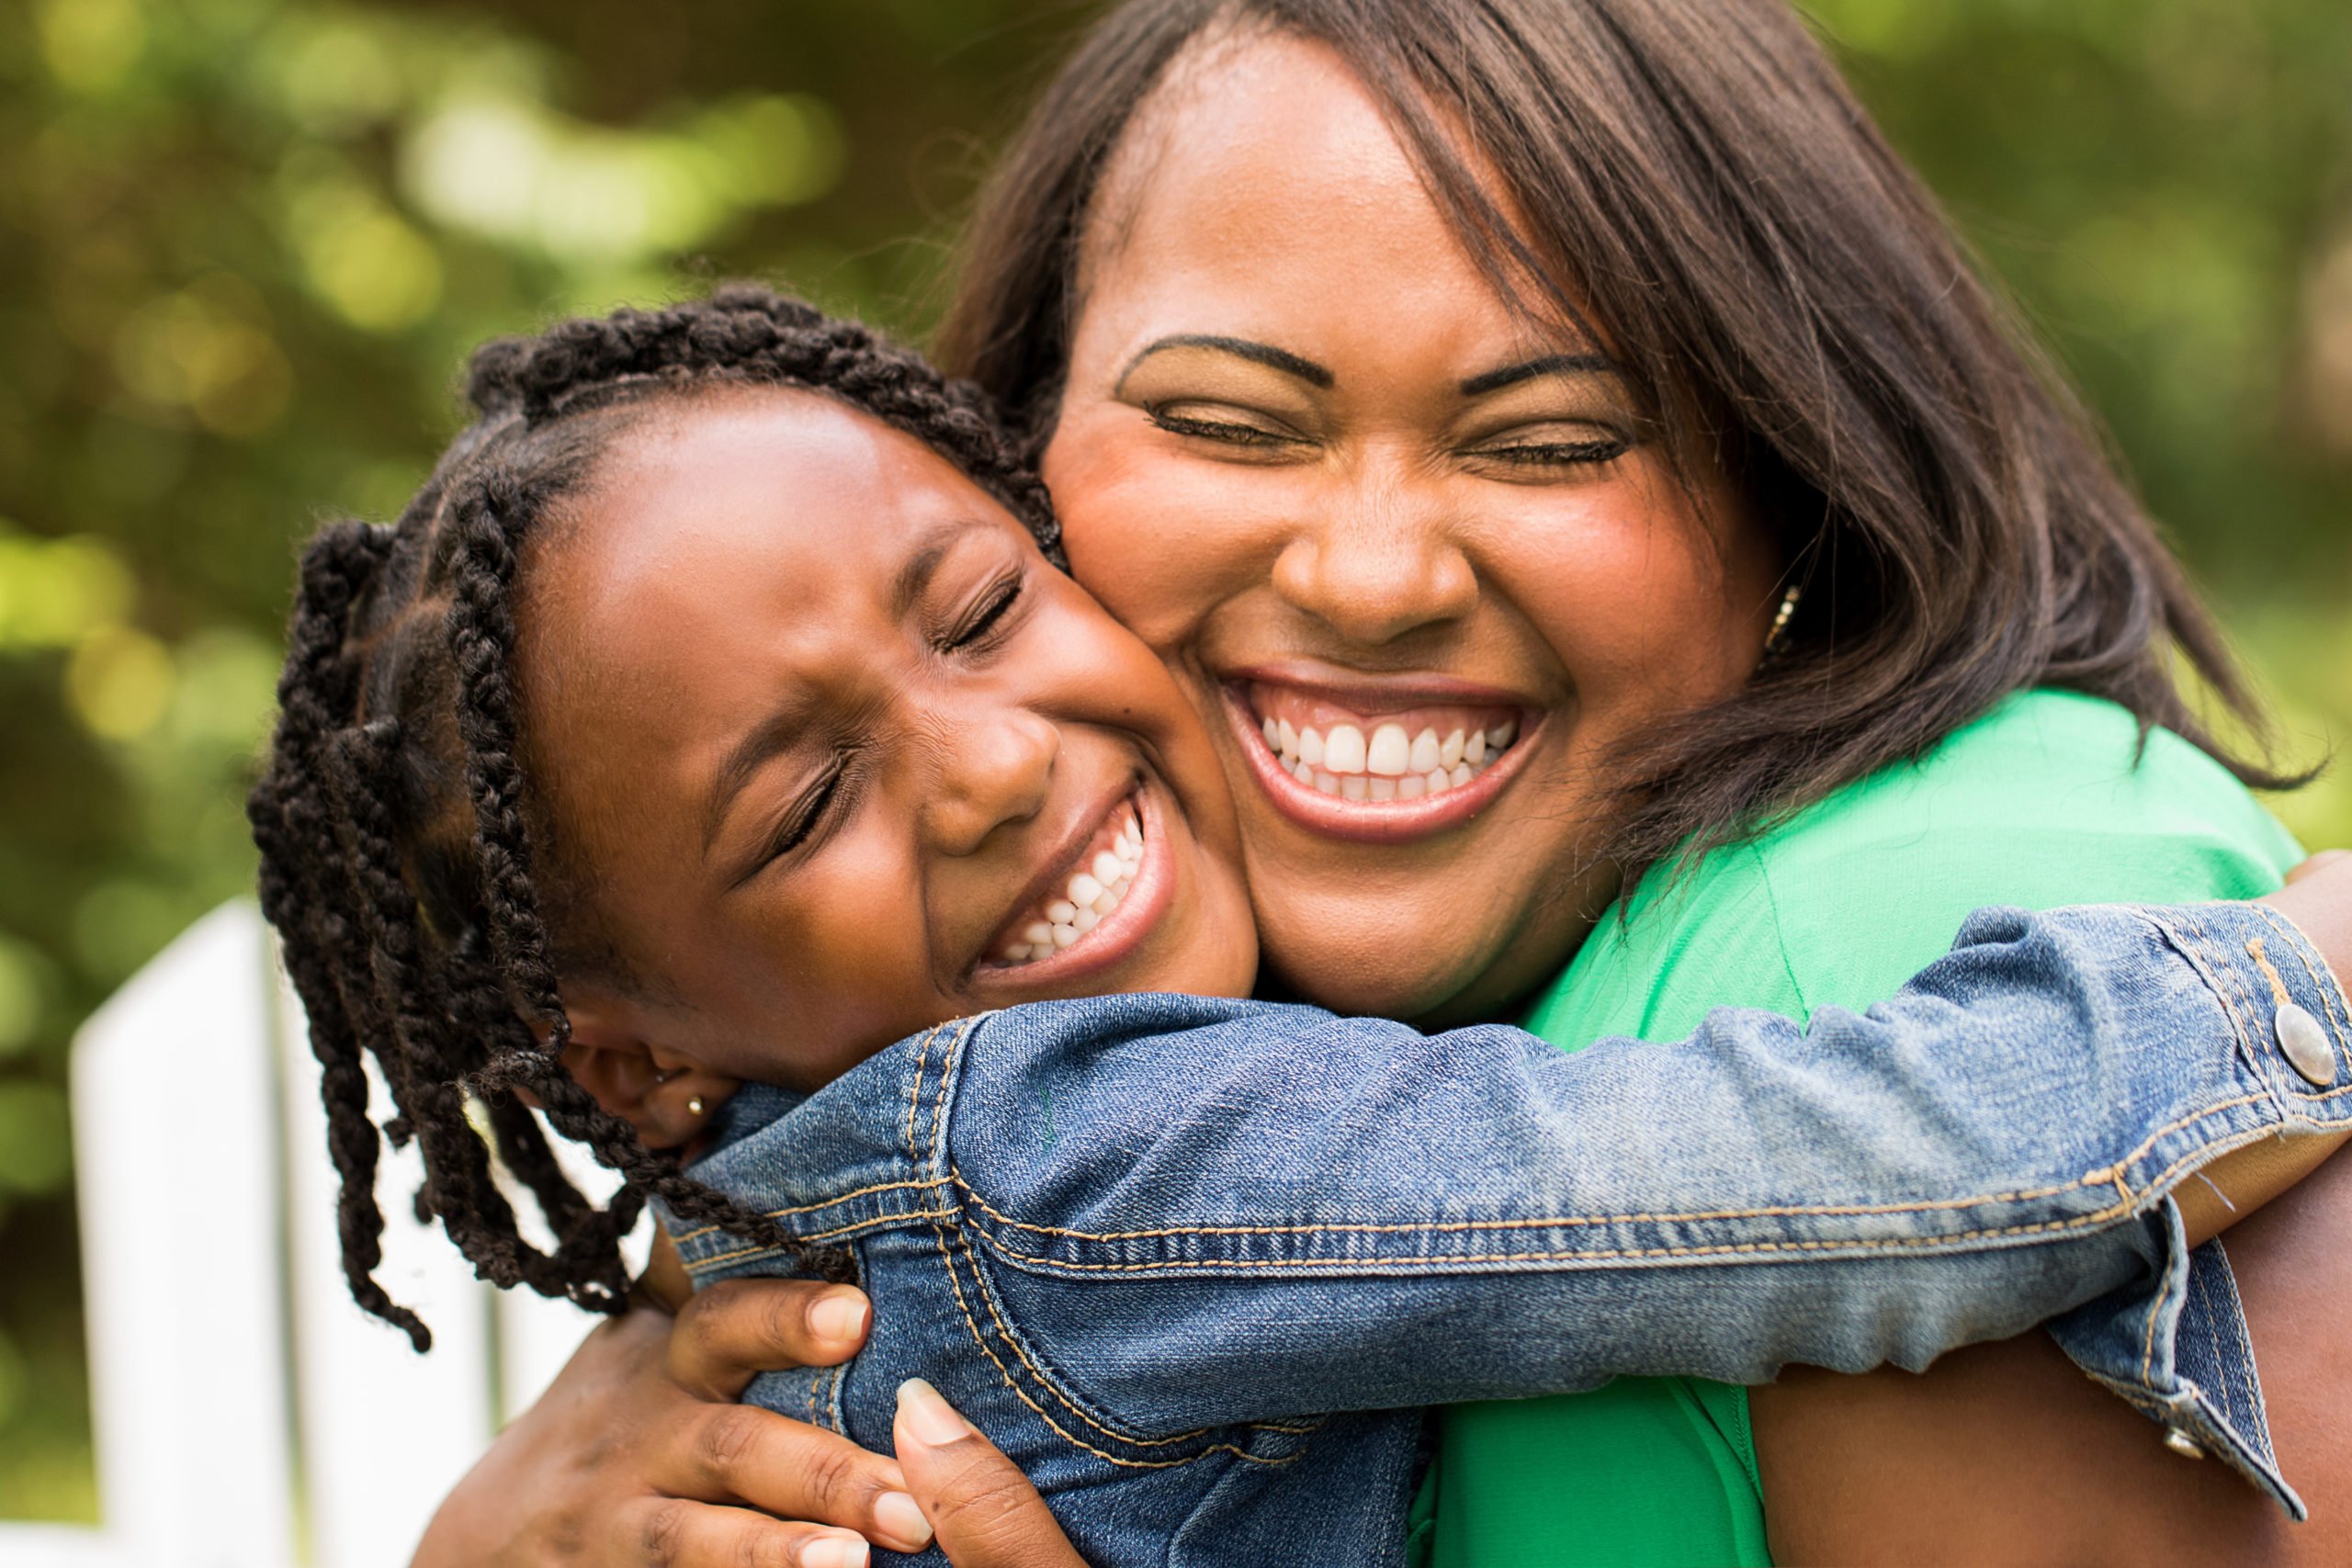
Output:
(1224, 667), (1538, 840)
(1042, 33), (1778, 1025)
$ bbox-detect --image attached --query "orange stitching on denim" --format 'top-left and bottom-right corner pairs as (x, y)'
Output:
(950, 1081), (2292, 1248)
(964, 1112), (2331, 1278)
(928, 1182), (1292, 1472)
(951, 1194), (1239, 1452)
(2247, 936), (2294, 1012)
(2255, 905), (2352, 1044)
(686, 1210), (956, 1270)
(951, 1172), (2108, 1240)
(668, 1176), (951, 1245)
(907, 1021), (942, 1158)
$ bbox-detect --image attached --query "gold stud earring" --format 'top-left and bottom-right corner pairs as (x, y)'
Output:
(686, 1094), (707, 1118)
(1763, 582), (1803, 656)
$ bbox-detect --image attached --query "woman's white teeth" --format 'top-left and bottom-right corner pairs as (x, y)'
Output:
(1258, 715), (1517, 801)
(997, 804), (1147, 965)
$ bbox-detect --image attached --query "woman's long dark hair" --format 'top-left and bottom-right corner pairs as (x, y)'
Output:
(936, 0), (2301, 883)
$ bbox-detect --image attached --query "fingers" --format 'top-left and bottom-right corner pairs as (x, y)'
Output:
(652, 1403), (931, 1554)
(668, 1278), (873, 1400)
(621, 1496), (876, 1568)
(2286, 849), (2350, 886)
(893, 1379), (1088, 1568)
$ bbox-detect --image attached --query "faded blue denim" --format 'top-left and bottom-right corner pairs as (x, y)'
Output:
(669, 903), (2352, 1566)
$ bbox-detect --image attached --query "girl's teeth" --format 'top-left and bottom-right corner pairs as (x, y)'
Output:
(998, 802), (1148, 966)
(1253, 708), (1520, 802)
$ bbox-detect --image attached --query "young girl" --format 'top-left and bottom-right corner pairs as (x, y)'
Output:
(249, 288), (2352, 1563)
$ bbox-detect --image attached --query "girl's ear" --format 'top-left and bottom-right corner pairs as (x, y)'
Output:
(558, 992), (739, 1152)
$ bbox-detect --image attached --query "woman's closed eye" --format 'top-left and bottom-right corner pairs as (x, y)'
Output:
(1143, 401), (1310, 453)
(1459, 422), (1632, 478)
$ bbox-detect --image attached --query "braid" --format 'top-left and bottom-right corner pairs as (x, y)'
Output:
(250, 286), (1023, 1341)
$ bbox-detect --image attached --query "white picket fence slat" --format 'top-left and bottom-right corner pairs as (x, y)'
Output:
(2, 902), (631, 1567)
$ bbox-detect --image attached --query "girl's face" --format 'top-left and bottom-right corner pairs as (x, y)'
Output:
(518, 389), (1255, 1089)
(1044, 37), (1782, 1025)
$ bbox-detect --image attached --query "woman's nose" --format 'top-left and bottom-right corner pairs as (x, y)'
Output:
(922, 706), (1058, 856)
(1269, 479), (1478, 646)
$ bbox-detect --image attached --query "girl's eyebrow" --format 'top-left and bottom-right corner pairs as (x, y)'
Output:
(1114, 334), (1335, 395)
(705, 699), (819, 856)
(1458, 352), (1620, 397)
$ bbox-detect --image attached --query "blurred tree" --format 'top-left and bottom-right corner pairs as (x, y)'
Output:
(0, 0), (2345, 1522)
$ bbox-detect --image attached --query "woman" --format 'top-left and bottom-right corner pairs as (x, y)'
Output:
(415, 1), (2352, 1562)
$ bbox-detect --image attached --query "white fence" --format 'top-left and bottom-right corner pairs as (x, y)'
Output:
(5, 902), (627, 1568)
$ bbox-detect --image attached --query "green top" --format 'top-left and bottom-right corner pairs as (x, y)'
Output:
(1412, 689), (2301, 1567)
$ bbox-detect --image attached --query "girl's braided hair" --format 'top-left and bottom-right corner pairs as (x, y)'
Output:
(248, 285), (1058, 1348)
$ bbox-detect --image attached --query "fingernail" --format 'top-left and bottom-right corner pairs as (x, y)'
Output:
(896, 1377), (971, 1447)
(810, 1291), (867, 1344)
(872, 1490), (934, 1551)
(800, 1532), (868, 1568)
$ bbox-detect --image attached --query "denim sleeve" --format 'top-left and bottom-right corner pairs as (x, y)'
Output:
(938, 903), (2349, 1498)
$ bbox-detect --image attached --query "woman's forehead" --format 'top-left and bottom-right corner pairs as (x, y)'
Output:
(1077, 32), (1600, 366)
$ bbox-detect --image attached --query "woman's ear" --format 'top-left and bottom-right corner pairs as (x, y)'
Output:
(558, 991), (739, 1152)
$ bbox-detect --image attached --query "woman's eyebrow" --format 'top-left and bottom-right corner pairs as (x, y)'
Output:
(1114, 334), (1335, 394)
(1459, 352), (1620, 397)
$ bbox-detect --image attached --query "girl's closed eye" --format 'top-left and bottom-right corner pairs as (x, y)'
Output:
(751, 759), (849, 879)
(942, 568), (1028, 652)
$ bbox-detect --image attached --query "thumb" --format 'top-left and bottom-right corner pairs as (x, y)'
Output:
(893, 1379), (1088, 1567)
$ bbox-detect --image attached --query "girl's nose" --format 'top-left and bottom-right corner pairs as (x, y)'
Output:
(1269, 479), (1478, 646)
(922, 705), (1058, 856)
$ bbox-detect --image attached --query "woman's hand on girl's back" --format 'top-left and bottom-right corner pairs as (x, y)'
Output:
(410, 1277), (933, 1567)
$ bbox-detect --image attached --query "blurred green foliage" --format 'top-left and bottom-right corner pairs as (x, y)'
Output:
(1, 0), (2346, 1525)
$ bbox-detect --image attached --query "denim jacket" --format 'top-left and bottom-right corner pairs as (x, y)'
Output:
(669, 904), (2352, 1566)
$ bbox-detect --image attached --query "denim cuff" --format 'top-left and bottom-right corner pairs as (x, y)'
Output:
(2047, 902), (2352, 1519)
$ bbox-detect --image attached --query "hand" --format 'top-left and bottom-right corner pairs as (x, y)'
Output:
(412, 1279), (934, 1567)
(893, 1379), (1090, 1566)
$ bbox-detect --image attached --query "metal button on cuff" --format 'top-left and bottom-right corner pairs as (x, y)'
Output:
(2277, 1002), (2336, 1088)
(2164, 1427), (2207, 1461)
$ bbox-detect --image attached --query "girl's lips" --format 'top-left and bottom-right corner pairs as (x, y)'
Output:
(1219, 685), (1541, 845)
(971, 782), (1177, 992)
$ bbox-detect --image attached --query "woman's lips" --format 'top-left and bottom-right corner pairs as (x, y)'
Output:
(1222, 680), (1539, 844)
(975, 783), (1175, 987)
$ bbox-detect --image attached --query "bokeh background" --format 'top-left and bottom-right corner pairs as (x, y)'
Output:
(3, 0), (2349, 1522)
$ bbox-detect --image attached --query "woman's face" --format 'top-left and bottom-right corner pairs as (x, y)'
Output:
(1043, 35), (1782, 1024)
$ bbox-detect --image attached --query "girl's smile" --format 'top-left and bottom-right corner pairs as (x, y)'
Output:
(515, 386), (1256, 1089)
